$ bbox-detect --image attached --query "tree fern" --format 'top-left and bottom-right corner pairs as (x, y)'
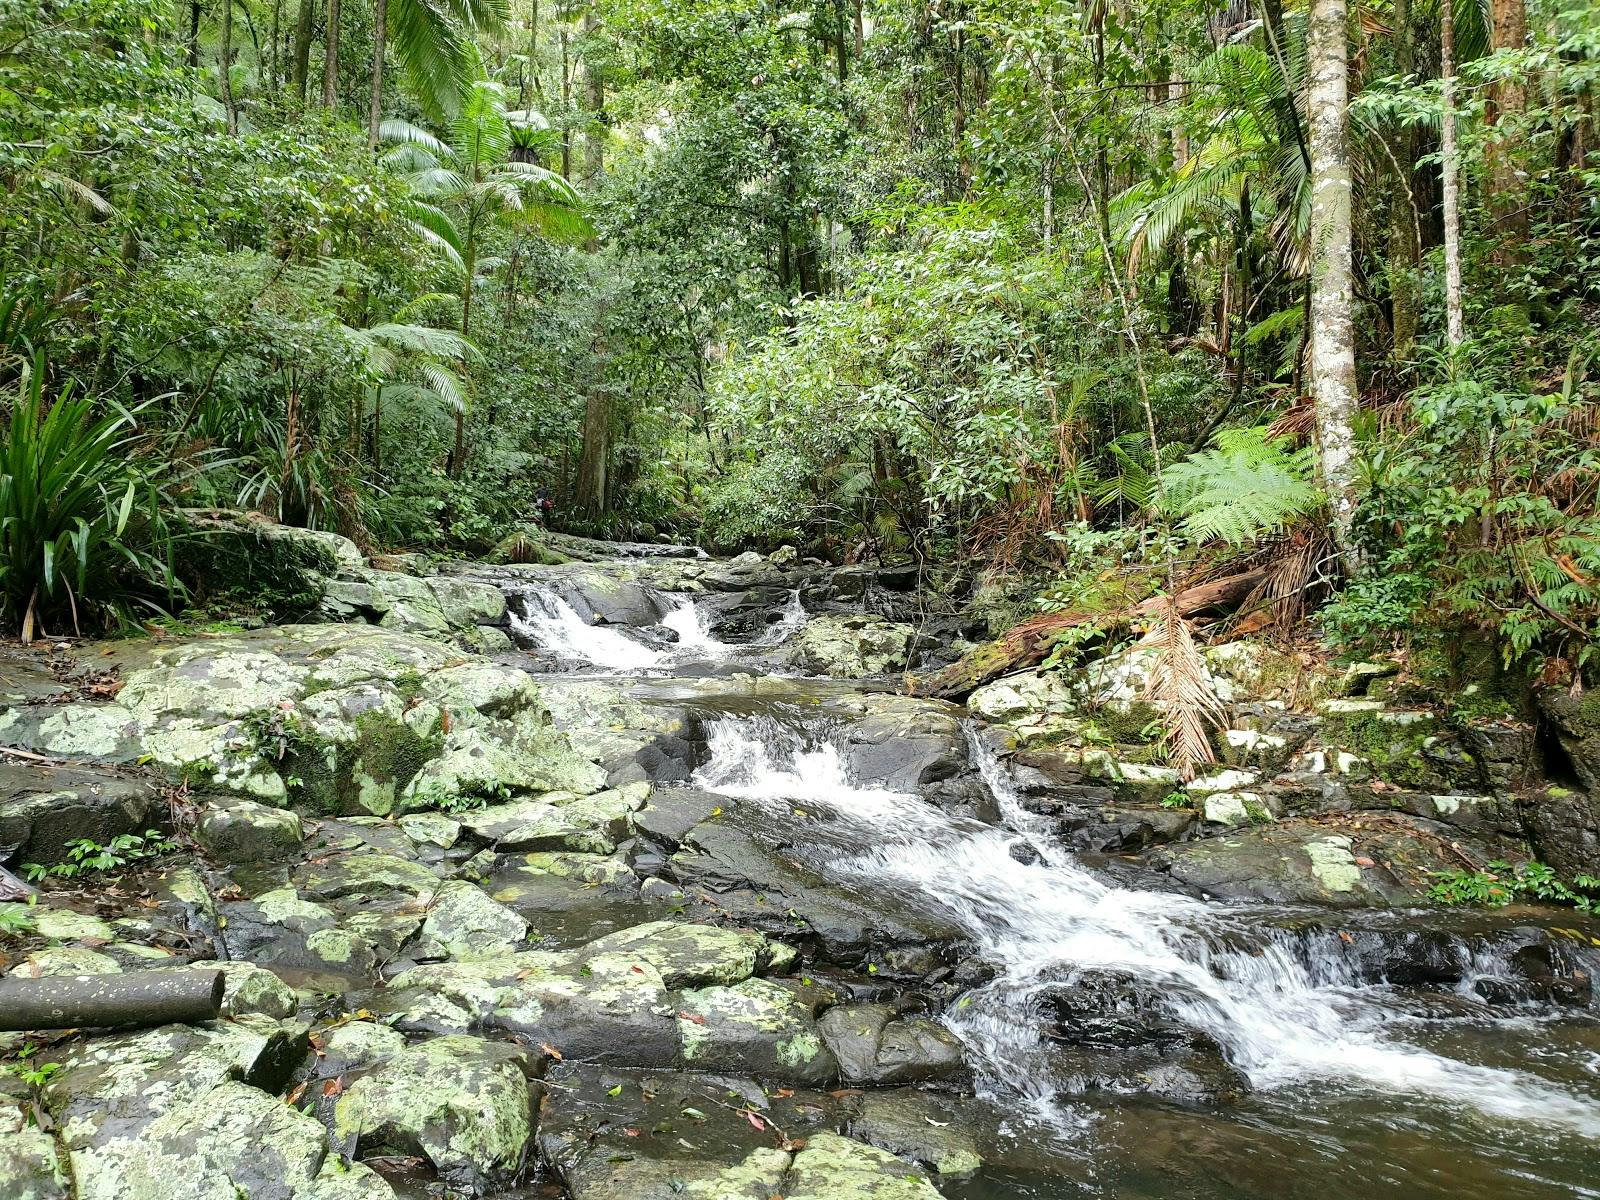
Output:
(1160, 426), (1323, 544)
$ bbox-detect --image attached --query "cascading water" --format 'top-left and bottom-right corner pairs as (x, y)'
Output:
(508, 583), (810, 670)
(509, 587), (670, 671)
(692, 713), (1600, 1138)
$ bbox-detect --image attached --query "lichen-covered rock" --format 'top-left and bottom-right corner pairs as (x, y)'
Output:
(194, 960), (299, 1018)
(0, 1093), (68, 1200)
(295, 851), (441, 901)
(332, 1035), (535, 1190)
(40, 1018), (323, 1200)
(848, 1091), (982, 1177)
(676, 977), (835, 1083)
(784, 1133), (942, 1200)
(0, 625), (603, 816)
(63, 1075), (391, 1200)
(412, 880), (530, 961)
(20, 946), (122, 976)
(197, 798), (305, 863)
(576, 920), (792, 988)
(787, 614), (915, 677)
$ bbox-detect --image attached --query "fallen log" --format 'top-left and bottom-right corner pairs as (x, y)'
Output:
(909, 567), (1270, 700)
(0, 968), (224, 1031)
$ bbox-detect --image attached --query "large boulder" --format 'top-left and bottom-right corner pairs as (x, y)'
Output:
(332, 1035), (536, 1191)
(0, 626), (604, 817)
(0, 762), (169, 867)
(787, 614), (915, 677)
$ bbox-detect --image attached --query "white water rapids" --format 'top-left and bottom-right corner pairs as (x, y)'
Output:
(508, 585), (807, 669)
(691, 714), (1600, 1137)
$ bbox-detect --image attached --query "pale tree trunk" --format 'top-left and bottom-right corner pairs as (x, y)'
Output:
(1487, 0), (1529, 262)
(322, 0), (340, 109)
(367, 0), (386, 148)
(220, 0), (238, 133)
(1308, 0), (1360, 570)
(575, 332), (610, 520)
(1441, 0), (1466, 347)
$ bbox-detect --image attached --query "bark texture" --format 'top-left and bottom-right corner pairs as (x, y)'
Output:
(0, 969), (224, 1031)
(1441, 0), (1467, 346)
(1307, 0), (1360, 568)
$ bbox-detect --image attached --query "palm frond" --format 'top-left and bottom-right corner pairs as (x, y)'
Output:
(1142, 598), (1224, 781)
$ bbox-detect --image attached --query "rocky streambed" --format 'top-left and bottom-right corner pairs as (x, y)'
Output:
(2, 525), (1599, 1200)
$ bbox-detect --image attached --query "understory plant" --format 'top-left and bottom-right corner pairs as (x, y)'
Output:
(0, 353), (181, 641)
(23, 830), (178, 882)
(1428, 861), (1600, 912)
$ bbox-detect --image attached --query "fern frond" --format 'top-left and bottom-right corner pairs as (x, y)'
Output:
(1160, 425), (1322, 544)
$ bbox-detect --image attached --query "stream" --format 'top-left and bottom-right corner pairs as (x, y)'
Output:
(503, 577), (1600, 1199)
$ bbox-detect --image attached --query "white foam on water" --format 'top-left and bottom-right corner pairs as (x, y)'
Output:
(693, 715), (1600, 1138)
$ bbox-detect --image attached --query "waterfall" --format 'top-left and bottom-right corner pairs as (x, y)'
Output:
(507, 584), (807, 670)
(508, 588), (669, 671)
(691, 713), (1600, 1137)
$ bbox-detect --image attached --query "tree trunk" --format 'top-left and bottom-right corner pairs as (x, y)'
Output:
(219, 0), (237, 134)
(1486, 0), (1529, 263)
(322, 0), (340, 108)
(1387, 0), (1421, 361)
(1308, 0), (1360, 570)
(291, 0), (314, 104)
(367, 0), (386, 147)
(560, 28), (572, 178)
(188, 0), (202, 68)
(1441, 0), (1466, 347)
(575, 382), (610, 518)
(582, 9), (604, 184)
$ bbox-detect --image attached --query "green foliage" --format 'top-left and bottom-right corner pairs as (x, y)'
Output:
(1428, 861), (1600, 912)
(0, 901), (38, 939)
(23, 830), (178, 882)
(1160, 426), (1323, 545)
(0, 353), (183, 639)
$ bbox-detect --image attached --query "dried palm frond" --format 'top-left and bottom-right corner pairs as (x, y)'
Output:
(1142, 596), (1226, 780)
(1236, 527), (1337, 630)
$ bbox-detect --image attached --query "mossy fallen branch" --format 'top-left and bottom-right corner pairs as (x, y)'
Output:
(910, 567), (1269, 700)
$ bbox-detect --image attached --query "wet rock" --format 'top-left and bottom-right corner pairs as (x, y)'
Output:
(0, 1091), (68, 1200)
(197, 798), (305, 864)
(784, 1133), (942, 1200)
(332, 1034), (536, 1191)
(1047, 1037), (1250, 1107)
(665, 810), (963, 971)
(1146, 818), (1495, 907)
(411, 879), (530, 961)
(315, 1021), (407, 1075)
(0, 762), (168, 867)
(818, 1003), (966, 1086)
(1521, 785), (1600, 880)
(787, 614), (915, 677)
(677, 977), (836, 1083)
(534, 1064), (843, 1200)
(847, 1091), (982, 1177)
(840, 696), (971, 792)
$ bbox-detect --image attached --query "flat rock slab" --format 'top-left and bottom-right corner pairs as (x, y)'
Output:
(537, 1065), (940, 1199)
